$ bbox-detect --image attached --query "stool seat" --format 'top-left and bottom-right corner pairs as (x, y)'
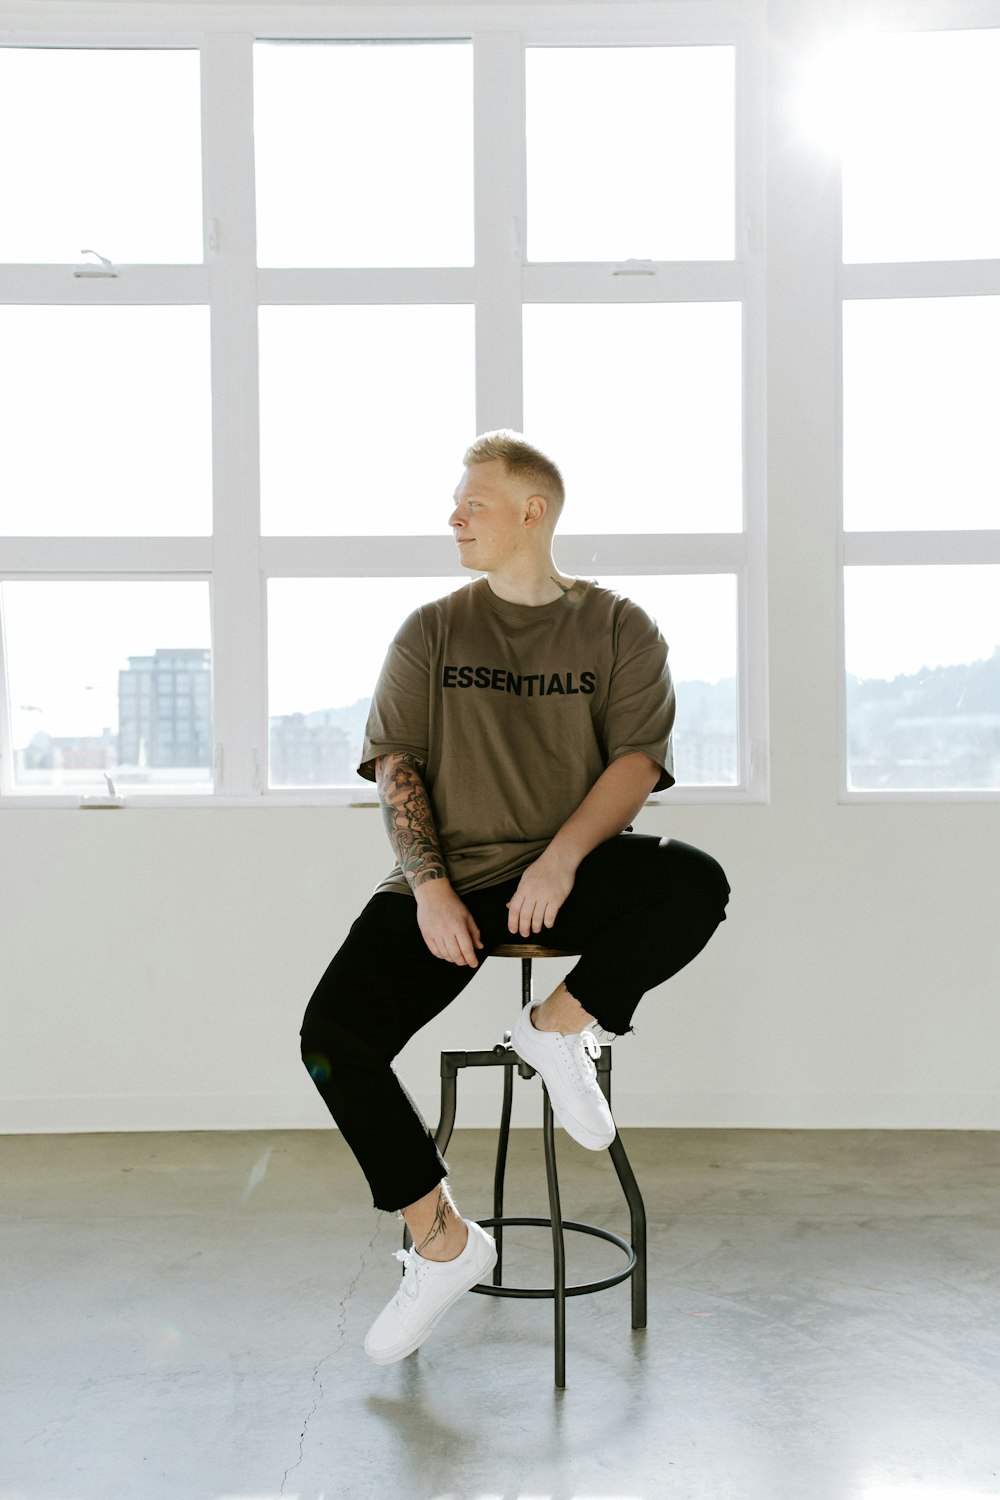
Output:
(489, 942), (578, 960)
(412, 945), (647, 1387)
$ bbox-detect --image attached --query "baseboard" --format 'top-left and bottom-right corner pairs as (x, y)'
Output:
(1, 1090), (998, 1133)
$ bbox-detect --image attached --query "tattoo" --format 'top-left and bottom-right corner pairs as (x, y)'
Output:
(415, 1187), (453, 1255)
(376, 752), (448, 890)
(549, 575), (572, 594)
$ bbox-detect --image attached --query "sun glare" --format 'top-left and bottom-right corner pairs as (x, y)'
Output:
(792, 25), (882, 154)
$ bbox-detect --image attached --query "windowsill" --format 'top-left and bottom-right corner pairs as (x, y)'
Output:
(0, 787), (747, 809)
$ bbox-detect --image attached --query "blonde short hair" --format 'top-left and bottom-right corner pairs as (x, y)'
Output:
(463, 429), (565, 518)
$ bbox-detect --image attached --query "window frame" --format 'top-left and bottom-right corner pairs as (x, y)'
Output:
(0, 1), (767, 808)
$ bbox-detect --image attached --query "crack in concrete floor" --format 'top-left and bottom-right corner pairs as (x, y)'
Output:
(279, 1213), (385, 1496)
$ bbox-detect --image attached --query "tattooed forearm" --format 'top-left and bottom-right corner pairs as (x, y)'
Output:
(376, 752), (448, 890)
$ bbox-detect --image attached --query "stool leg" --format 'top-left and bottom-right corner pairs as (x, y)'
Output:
(542, 1086), (567, 1388)
(496, 956), (531, 1278)
(598, 1052), (648, 1330)
(492, 1060), (514, 1285)
(608, 1134), (648, 1329)
(435, 1054), (459, 1156)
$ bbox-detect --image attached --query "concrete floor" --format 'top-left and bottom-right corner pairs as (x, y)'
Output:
(2, 1127), (999, 1500)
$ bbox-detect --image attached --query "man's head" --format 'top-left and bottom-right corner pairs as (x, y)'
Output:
(461, 431), (565, 520)
(449, 431), (565, 574)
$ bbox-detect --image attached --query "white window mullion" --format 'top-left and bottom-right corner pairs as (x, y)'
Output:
(0, 539), (212, 573)
(0, 588), (15, 792)
(522, 262), (745, 303)
(261, 536), (463, 578)
(473, 29), (526, 433)
(261, 532), (746, 578)
(739, 11), (769, 798)
(256, 267), (476, 306)
(201, 32), (266, 797)
(843, 261), (1000, 301)
(766, 0), (843, 806)
(844, 530), (1000, 566)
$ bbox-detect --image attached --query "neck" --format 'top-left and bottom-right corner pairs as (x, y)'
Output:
(484, 553), (576, 607)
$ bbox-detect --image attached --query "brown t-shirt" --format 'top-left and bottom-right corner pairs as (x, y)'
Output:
(359, 576), (676, 896)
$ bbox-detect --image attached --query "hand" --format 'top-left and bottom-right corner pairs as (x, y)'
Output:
(506, 851), (577, 937)
(415, 879), (484, 967)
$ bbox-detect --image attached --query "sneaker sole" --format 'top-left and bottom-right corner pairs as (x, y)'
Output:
(364, 1241), (499, 1365)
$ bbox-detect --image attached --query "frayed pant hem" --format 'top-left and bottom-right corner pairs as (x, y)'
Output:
(370, 1161), (449, 1216)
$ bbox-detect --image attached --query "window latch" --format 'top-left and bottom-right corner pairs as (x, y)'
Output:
(74, 249), (118, 279)
(611, 258), (656, 276)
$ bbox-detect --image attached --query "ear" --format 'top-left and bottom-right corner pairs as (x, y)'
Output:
(524, 493), (547, 528)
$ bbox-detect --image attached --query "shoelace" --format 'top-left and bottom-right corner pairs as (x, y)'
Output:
(563, 1029), (602, 1091)
(390, 1246), (423, 1302)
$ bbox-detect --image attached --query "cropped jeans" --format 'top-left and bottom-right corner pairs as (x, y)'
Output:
(300, 833), (731, 1211)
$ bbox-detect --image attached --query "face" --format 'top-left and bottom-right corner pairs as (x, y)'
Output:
(448, 459), (544, 573)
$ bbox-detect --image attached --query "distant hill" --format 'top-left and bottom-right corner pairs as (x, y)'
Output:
(847, 644), (1000, 715)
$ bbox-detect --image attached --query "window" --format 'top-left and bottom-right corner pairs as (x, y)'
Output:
(844, 566), (1000, 791)
(0, 6), (762, 806)
(0, 45), (203, 265)
(258, 305), (476, 537)
(267, 576), (467, 789)
(254, 40), (474, 269)
(2, 582), (212, 792)
(522, 302), (742, 534)
(525, 45), (735, 262)
(839, 28), (1000, 265)
(838, 25), (1000, 795)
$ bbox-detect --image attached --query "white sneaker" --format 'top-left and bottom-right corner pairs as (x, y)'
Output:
(510, 1003), (617, 1151)
(364, 1219), (497, 1365)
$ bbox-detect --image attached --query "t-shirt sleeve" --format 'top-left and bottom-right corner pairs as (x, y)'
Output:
(603, 597), (677, 793)
(357, 609), (431, 782)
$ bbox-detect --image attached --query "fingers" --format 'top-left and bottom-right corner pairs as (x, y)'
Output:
(508, 895), (552, 937)
(423, 917), (483, 967)
(415, 885), (486, 967)
(453, 926), (479, 967)
(509, 900), (533, 936)
(454, 914), (483, 967)
(508, 875), (557, 936)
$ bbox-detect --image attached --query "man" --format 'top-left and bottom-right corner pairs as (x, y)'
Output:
(300, 430), (731, 1366)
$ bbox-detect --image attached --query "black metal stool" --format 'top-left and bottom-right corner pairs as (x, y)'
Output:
(408, 943), (647, 1387)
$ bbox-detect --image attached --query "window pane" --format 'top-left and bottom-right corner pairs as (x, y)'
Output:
(259, 306), (475, 536)
(845, 566), (1000, 790)
(0, 307), (212, 537)
(527, 46), (735, 262)
(268, 576), (466, 787)
(254, 41), (473, 269)
(3, 581), (212, 792)
(267, 574), (736, 788)
(0, 47), (202, 264)
(843, 298), (1000, 531)
(841, 29), (1000, 263)
(524, 304), (742, 533)
(599, 574), (739, 785)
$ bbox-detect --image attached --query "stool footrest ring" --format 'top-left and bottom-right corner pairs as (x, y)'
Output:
(469, 1216), (637, 1299)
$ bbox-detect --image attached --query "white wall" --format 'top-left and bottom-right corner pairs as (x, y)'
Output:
(1, 792), (997, 1134)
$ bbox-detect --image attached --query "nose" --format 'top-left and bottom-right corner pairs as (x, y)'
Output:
(449, 503), (464, 530)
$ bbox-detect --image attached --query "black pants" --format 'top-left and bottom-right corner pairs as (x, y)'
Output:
(300, 833), (731, 1211)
